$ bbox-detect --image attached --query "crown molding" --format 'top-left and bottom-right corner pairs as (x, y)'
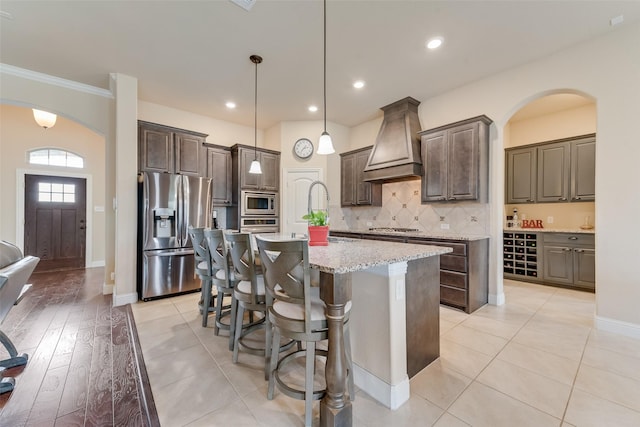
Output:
(0, 63), (113, 98)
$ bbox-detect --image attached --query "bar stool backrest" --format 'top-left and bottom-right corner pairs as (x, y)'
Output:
(203, 229), (232, 284)
(189, 227), (210, 276)
(225, 232), (261, 303)
(255, 237), (313, 334)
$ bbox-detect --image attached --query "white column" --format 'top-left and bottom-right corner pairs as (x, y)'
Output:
(350, 261), (410, 409)
(110, 73), (138, 306)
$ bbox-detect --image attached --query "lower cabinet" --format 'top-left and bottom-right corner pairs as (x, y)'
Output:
(409, 238), (488, 313)
(503, 230), (595, 291)
(542, 233), (595, 290)
(329, 231), (488, 313)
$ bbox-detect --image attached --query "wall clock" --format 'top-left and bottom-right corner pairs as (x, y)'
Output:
(293, 138), (314, 160)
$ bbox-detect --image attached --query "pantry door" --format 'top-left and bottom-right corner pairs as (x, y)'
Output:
(24, 174), (87, 272)
(283, 168), (323, 236)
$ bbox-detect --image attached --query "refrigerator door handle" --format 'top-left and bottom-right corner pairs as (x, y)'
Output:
(177, 175), (184, 247)
(181, 175), (190, 246)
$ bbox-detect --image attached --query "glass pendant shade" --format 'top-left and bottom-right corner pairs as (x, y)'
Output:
(249, 159), (262, 174)
(33, 109), (57, 129)
(317, 131), (335, 154)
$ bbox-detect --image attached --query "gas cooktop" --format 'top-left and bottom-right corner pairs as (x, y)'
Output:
(368, 227), (421, 233)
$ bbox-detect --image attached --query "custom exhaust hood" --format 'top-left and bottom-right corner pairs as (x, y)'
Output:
(363, 97), (423, 183)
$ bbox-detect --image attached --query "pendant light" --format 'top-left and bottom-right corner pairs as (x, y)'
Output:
(248, 54), (263, 174)
(317, 0), (335, 155)
(32, 109), (57, 129)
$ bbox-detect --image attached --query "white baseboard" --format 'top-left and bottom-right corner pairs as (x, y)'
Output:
(103, 283), (114, 295)
(489, 292), (505, 306)
(90, 260), (105, 268)
(595, 315), (640, 339)
(353, 363), (410, 410)
(113, 292), (138, 307)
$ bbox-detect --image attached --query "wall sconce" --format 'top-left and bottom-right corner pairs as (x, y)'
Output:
(32, 109), (57, 129)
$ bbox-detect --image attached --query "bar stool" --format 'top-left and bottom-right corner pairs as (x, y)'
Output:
(255, 236), (354, 427)
(204, 228), (237, 349)
(225, 232), (270, 368)
(188, 227), (215, 327)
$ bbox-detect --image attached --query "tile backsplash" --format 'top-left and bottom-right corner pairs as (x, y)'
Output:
(328, 180), (490, 236)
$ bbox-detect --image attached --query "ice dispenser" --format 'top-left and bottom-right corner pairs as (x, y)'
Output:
(153, 208), (176, 238)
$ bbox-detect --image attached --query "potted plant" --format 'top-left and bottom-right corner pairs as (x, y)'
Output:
(302, 210), (329, 246)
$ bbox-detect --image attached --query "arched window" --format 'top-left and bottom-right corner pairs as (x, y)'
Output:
(29, 148), (84, 168)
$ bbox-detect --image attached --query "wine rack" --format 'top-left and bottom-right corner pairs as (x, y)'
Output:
(503, 232), (539, 279)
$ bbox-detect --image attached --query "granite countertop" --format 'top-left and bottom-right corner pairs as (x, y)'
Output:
(329, 228), (489, 241)
(504, 227), (595, 234)
(309, 238), (452, 274)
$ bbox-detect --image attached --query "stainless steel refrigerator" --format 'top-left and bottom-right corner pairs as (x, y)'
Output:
(138, 172), (213, 300)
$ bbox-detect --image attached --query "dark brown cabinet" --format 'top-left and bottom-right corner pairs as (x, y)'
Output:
(138, 121), (206, 176)
(232, 145), (280, 192)
(505, 147), (537, 204)
(505, 134), (595, 204)
(409, 237), (488, 313)
(340, 146), (382, 207)
(205, 144), (232, 206)
(419, 116), (492, 203)
(537, 141), (571, 202)
(542, 233), (595, 290)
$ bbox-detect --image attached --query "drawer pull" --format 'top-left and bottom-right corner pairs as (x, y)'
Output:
(568, 236), (578, 240)
(575, 249), (584, 253)
(558, 197), (568, 201)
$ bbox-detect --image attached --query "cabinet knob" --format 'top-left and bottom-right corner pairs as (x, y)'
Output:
(527, 199), (535, 202)
(558, 197), (568, 201)
(574, 197), (582, 200)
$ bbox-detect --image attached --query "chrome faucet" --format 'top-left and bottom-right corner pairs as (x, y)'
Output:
(307, 180), (330, 216)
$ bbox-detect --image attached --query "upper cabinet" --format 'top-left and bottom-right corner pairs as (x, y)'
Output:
(570, 137), (596, 202)
(138, 121), (206, 176)
(419, 115), (492, 203)
(505, 134), (595, 204)
(340, 146), (382, 207)
(205, 144), (232, 206)
(231, 145), (280, 192)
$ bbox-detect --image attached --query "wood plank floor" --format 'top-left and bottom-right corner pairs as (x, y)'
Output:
(0, 267), (159, 426)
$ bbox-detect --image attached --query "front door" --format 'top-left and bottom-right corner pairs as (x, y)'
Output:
(24, 174), (87, 272)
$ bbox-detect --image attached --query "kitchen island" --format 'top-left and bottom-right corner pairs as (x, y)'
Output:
(306, 237), (451, 427)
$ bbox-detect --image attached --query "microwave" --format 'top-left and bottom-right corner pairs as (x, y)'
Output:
(241, 191), (278, 216)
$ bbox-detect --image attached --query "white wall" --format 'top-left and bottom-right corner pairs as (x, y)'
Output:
(139, 101), (257, 147)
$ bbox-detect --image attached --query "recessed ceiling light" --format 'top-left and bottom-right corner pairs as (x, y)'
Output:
(426, 37), (443, 50)
(308, 105), (318, 112)
(225, 101), (236, 109)
(353, 80), (365, 89)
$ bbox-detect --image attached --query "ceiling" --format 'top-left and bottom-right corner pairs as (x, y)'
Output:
(1, 1), (638, 130)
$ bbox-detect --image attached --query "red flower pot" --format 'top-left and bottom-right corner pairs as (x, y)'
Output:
(308, 225), (329, 246)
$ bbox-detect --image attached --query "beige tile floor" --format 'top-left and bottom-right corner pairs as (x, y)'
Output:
(131, 280), (640, 427)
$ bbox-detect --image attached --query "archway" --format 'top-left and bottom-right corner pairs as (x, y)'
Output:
(501, 91), (596, 294)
